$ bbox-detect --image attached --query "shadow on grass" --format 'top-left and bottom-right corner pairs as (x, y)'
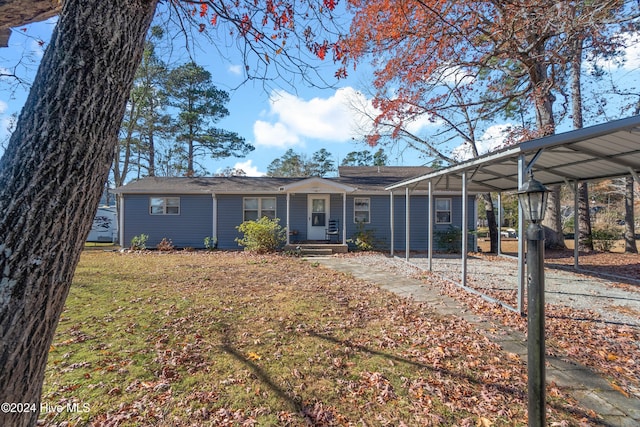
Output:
(218, 325), (611, 426)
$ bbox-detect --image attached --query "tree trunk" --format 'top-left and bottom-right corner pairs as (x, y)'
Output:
(624, 176), (638, 253)
(0, 1), (157, 426)
(570, 37), (593, 252)
(577, 182), (593, 251)
(480, 193), (498, 253)
(542, 185), (566, 249)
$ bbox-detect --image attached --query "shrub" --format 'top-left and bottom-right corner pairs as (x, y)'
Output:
(235, 217), (286, 253)
(204, 236), (217, 251)
(130, 234), (149, 250)
(591, 227), (619, 252)
(156, 237), (175, 252)
(347, 221), (380, 251)
(435, 226), (462, 253)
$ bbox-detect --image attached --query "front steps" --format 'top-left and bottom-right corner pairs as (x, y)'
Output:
(284, 243), (348, 255)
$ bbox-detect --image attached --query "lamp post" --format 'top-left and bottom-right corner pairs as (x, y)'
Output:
(517, 173), (549, 427)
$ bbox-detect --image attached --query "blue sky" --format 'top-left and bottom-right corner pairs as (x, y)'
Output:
(2, 13), (640, 179)
(0, 14), (432, 179)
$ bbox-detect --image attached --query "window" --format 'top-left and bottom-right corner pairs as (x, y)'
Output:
(150, 197), (180, 215)
(354, 197), (370, 223)
(435, 198), (451, 224)
(244, 197), (276, 221)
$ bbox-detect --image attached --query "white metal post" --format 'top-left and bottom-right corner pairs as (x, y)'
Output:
(428, 180), (433, 271)
(405, 186), (410, 261)
(342, 192), (347, 244)
(517, 154), (526, 315)
(461, 171), (468, 286)
(286, 192), (291, 245)
(574, 181), (580, 269)
(497, 192), (502, 256)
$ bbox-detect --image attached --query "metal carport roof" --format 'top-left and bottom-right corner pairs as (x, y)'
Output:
(385, 114), (640, 315)
(387, 114), (640, 193)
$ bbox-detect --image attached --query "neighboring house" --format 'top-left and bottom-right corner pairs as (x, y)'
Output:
(112, 166), (477, 251)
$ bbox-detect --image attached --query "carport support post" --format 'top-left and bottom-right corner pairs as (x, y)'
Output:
(526, 221), (546, 427)
(428, 180), (433, 271)
(405, 186), (410, 261)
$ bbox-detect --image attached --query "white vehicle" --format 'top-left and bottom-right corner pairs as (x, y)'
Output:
(87, 206), (118, 243)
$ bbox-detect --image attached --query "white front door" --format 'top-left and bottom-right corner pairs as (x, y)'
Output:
(307, 195), (330, 240)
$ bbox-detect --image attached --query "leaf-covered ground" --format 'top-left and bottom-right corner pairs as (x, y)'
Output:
(346, 251), (640, 401)
(42, 251), (615, 426)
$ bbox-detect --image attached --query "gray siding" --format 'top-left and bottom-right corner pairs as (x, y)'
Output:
(343, 194), (476, 252)
(122, 191), (476, 251)
(123, 194), (213, 248)
(215, 194), (288, 250)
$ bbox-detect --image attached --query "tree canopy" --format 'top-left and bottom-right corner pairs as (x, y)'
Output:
(266, 148), (336, 177)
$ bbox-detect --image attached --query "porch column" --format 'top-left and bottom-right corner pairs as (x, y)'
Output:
(342, 192), (347, 244)
(461, 171), (468, 287)
(212, 194), (217, 245)
(286, 192), (291, 245)
(390, 191), (394, 256)
(118, 194), (124, 247)
(406, 186), (410, 261)
(428, 180), (433, 271)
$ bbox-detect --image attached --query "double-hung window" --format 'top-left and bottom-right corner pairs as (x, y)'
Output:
(435, 198), (452, 224)
(354, 197), (371, 223)
(150, 197), (180, 215)
(244, 197), (276, 221)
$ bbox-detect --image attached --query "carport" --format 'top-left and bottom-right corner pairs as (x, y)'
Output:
(386, 114), (640, 314)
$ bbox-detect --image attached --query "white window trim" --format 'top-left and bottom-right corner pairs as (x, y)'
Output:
(243, 197), (277, 221)
(353, 197), (371, 224)
(149, 197), (180, 215)
(435, 198), (452, 224)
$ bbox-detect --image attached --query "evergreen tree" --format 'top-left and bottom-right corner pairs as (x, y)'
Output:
(165, 62), (253, 176)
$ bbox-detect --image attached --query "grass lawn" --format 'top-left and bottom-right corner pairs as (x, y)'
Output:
(41, 251), (598, 426)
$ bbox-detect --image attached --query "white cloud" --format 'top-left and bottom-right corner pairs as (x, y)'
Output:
(452, 123), (512, 162)
(233, 159), (265, 177)
(253, 87), (375, 147)
(591, 33), (640, 71)
(253, 86), (440, 148)
(0, 100), (7, 114)
(228, 64), (243, 75)
(620, 35), (640, 70)
(253, 120), (300, 148)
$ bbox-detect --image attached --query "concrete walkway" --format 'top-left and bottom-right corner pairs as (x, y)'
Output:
(312, 256), (640, 427)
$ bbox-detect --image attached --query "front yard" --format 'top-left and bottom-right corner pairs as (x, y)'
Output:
(42, 251), (615, 426)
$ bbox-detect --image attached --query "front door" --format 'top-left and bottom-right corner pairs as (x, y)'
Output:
(307, 195), (330, 240)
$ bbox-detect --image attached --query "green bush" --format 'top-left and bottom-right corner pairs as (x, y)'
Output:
(591, 227), (619, 252)
(435, 226), (462, 253)
(130, 234), (149, 250)
(235, 217), (286, 253)
(347, 221), (381, 251)
(204, 236), (217, 251)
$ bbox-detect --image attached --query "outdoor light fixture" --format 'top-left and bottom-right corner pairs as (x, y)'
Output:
(517, 171), (550, 427)
(517, 173), (549, 223)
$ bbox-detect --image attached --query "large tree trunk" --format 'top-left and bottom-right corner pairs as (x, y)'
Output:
(569, 37), (593, 252)
(0, 1), (157, 426)
(624, 176), (638, 254)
